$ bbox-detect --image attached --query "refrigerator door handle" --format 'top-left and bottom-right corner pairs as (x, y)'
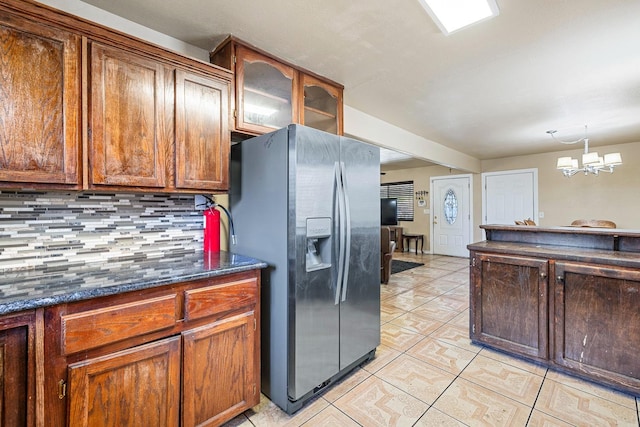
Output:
(334, 162), (346, 305)
(340, 162), (351, 302)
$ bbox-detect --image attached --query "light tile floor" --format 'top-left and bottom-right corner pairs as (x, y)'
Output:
(225, 253), (640, 427)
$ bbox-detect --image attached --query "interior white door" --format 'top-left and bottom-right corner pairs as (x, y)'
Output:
(431, 175), (471, 257)
(483, 169), (538, 225)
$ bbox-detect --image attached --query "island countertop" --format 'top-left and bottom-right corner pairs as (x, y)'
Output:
(477, 224), (640, 253)
(0, 250), (267, 315)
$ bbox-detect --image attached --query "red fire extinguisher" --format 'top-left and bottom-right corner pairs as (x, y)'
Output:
(203, 207), (221, 252)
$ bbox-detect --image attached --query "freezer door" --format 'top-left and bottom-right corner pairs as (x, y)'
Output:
(339, 136), (381, 369)
(288, 125), (341, 400)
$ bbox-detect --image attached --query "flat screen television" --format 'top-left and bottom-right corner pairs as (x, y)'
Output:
(380, 198), (398, 226)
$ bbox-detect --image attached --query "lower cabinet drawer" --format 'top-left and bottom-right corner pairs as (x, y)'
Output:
(184, 278), (257, 321)
(61, 294), (177, 355)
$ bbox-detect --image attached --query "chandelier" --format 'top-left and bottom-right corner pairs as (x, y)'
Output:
(547, 126), (622, 177)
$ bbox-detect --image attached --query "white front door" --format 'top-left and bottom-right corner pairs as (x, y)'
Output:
(430, 175), (472, 257)
(482, 169), (538, 226)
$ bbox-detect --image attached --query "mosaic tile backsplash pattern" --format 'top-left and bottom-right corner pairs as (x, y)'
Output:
(0, 191), (204, 271)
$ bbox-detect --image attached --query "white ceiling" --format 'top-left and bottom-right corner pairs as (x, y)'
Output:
(80, 0), (640, 161)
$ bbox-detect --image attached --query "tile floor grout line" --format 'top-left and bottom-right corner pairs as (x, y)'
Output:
(523, 365), (550, 426)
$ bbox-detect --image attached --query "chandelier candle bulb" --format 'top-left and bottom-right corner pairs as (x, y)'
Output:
(582, 152), (600, 166)
(556, 157), (574, 170)
(604, 153), (622, 166)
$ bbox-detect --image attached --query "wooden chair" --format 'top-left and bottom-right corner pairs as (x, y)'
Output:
(515, 218), (536, 225)
(380, 227), (396, 284)
(570, 219), (616, 228)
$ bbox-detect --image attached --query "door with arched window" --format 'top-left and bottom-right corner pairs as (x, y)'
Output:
(430, 175), (472, 257)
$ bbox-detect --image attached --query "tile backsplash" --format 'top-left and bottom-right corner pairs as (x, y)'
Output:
(0, 191), (204, 271)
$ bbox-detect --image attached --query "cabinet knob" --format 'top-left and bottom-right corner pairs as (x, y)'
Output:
(540, 272), (547, 279)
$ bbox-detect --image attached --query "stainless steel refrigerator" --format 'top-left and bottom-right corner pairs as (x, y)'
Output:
(230, 124), (380, 414)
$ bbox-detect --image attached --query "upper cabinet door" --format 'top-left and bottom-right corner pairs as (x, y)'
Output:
(89, 43), (167, 188)
(175, 70), (230, 191)
(0, 13), (80, 185)
(300, 74), (343, 135)
(235, 45), (298, 134)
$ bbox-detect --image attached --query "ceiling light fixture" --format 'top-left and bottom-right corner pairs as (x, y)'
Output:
(547, 125), (622, 177)
(417, 0), (500, 35)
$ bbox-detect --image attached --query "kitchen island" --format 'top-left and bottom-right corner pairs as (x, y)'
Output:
(0, 250), (266, 427)
(468, 225), (640, 396)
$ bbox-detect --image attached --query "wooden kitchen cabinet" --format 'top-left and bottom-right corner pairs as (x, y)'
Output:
(182, 313), (256, 426)
(175, 70), (230, 191)
(88, 42), (168, 189)
(0, 311), (36, 427)
(68, 337), (181, 427)
(554, 262), (640, 392)
(470, 253), (548, 360)
(88, 42), (231, 192)
(301, 73), (343, 135)
(469, 224), (640, 395)
(210, 37), (343, 135)
(1, 0), (232, 193)
(44, 271), (260, 427)
(0, 10), (81, 188)
(233, 44), (297, 134)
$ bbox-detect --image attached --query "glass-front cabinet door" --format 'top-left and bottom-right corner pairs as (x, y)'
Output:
(236, 45), (298, 134)
(300, 74), (343, 135)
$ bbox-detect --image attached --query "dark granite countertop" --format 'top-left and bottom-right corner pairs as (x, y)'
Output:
(0, 250), (267, 315)
(479, 224), (640, 237)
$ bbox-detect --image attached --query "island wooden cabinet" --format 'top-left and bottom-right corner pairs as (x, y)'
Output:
(210, 37), (344, 136)
(0, 10), (81, 188)
(89, 42), (169, 189)
(470, 253), (548, 360)
(43, 271), (261, 427)
(469, 224), (640, 395)
(0, 311), (36, 427)
(553, 262), (640, 392)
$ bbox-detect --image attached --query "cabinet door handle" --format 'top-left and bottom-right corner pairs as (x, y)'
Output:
(540, 272), (547, 279)
(58, 379), (66, 399)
